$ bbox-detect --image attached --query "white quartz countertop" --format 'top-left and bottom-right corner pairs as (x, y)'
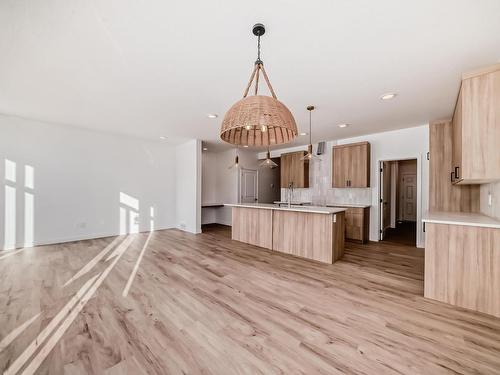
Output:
(225, 203), (346, 215)
(201, 202), (224, 207)
(422, 211), (500, 229)
(273, 201), (312, 205)
(326, 203), (371, 209)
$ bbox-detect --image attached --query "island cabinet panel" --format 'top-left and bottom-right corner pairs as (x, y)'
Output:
(332, 142), (370, 188)
(451, 66), (500, 184)
(280, 151), (309, 188)
(231, 207), (273, 249)
(343, 207), (370, 243)
(272, 210), (344, 263)
(425, 222), (500, 318)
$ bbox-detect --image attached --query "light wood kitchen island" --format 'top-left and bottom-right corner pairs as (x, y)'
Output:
(226, 203), (346, 264)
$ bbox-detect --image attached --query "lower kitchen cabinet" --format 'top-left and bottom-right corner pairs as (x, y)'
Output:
(424, 221), (500, 318)
(330, 206), (370, 243)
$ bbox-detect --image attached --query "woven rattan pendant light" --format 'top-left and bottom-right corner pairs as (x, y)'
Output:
(220, 24), (298, 147)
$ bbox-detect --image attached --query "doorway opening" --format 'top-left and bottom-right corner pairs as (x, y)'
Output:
(256, 158), (281, 203)
(379, 159), (417, 246)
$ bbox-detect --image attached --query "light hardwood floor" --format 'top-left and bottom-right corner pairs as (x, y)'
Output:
(1, 226), (500, 374)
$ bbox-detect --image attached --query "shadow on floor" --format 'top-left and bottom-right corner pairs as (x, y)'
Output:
(382, 221), (416, 246)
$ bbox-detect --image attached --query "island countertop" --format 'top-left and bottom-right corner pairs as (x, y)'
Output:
(326, 203), (371, 209)
(422, 211), (500, 229)
(225, 203), (346, 215)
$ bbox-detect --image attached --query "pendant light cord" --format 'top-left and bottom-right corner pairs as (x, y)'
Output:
(256, 34), (262, 64)
(243, 27), (277, 99)
(309, 109), (312, 145)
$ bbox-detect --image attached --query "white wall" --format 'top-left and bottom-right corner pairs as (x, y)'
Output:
(200, 148), (260, 226)
(201, 151), (217, 225)
(214, 149), (238, 226)
(175, 139), (202, 234)
(202, 151), (217, 204)
(0, 115), (178, 249)
(258, 162), (280, 203)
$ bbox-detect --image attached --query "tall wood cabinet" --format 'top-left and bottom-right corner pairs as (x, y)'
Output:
(429, 120), (479, 212)
(332, 142), (370, 188)
(451, 65), (500, 184)
(280, 151), (309, 188)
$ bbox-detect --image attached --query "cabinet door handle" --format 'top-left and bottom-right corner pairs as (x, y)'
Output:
(454, 167), (459, 179)
(450, 171), (454, 182)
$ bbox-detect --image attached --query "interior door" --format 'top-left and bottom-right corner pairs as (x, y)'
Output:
(401, 173), (417, 221)
(240, 168), (258, 203)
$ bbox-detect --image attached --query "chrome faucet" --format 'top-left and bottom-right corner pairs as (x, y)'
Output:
(287, 182), (294, 208)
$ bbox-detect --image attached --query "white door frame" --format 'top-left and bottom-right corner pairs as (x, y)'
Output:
(238, 168), (258, 203)
(379, 161), (385, 240)
(377, 156), (422, 247)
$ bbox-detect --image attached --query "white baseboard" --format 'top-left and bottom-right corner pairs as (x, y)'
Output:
(1, 226), (175, 251)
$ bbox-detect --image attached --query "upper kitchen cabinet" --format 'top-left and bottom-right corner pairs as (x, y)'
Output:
(332, 142), (371, 188)
(280, 151), (309, 188)
(451, 64), (500, 184)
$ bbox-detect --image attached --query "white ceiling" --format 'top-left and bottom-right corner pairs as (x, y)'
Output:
(1, 0), (500, 150)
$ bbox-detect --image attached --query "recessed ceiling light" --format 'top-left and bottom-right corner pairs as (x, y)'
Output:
(159, 136), (167, 140)
(300, 132), (308, 136)
(207, 114), (218, 119)
(380, 93), (397, 100)
(203, 147), (208, 151)
(337, 123), (349, 128)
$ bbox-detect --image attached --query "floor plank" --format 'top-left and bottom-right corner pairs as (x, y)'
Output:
(1, 226), (500, 374)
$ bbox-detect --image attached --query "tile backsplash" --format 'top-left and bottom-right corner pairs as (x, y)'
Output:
(280, 150), (372, 206)
(480, 181), (500, 220)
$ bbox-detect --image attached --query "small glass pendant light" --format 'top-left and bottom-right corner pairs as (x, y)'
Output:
(229, 146), (243, 169)
(301, 105), (320, 161)
(228, 154), (241, 169)
(259, 148), (278, 168)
